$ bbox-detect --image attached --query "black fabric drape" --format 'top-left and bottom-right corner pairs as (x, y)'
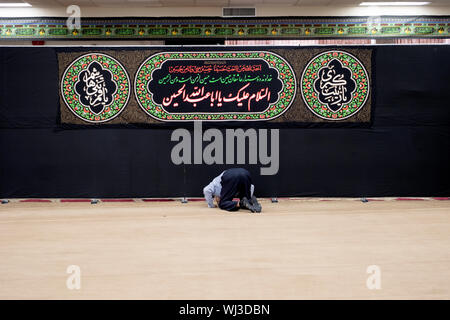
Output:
(0, 46), (449, 198)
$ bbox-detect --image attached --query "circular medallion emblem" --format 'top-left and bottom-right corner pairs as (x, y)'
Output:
(61, 53), (130, 123)
(301, 50), (370, 120)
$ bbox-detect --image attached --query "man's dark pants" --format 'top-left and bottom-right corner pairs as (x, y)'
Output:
(219, 168), (252, 211)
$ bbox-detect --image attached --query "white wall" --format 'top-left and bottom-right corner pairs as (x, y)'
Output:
(1, 5), (449, 17)
(1, 3), (447, 46)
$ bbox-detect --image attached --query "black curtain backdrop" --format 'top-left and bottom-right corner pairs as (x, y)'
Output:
(0, 46), (449, 198)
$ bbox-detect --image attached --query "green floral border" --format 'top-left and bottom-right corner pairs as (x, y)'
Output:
(2, 16), (448, 40)
(301, 50), (370, 120)
(134, 51), (296, 121)
(61, 53), (130, 123)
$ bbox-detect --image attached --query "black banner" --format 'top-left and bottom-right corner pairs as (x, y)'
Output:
(57, 47), (373, 125)
(148, 58), (282, 114)
(0, 46), (449, 198)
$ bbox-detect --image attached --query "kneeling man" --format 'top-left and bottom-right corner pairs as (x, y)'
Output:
(203, 168), (261, 213)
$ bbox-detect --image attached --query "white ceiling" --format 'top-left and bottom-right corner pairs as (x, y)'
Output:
(4, 0), (450, 7)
